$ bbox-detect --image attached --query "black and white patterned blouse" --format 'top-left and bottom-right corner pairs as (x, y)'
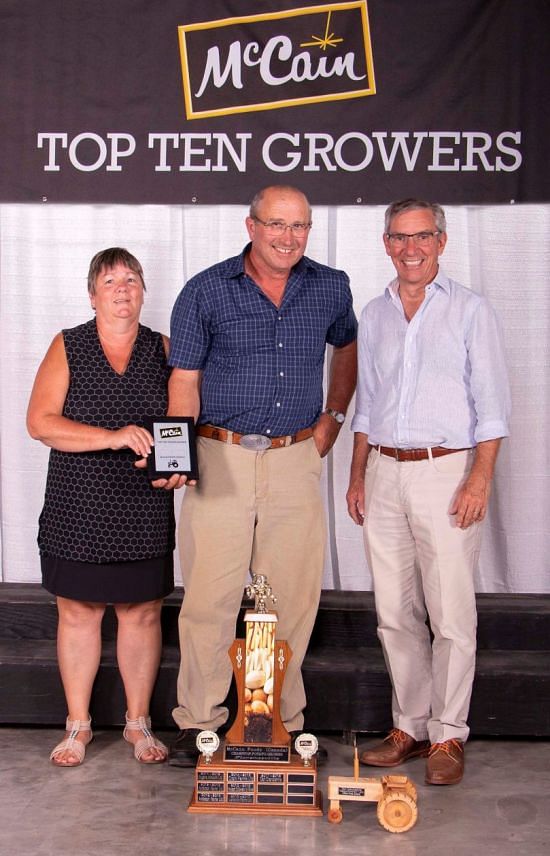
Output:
(38, 319), (175, 563)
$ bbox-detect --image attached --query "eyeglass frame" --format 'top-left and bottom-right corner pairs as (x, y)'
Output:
(385, 230), (442, 246)
(252, 217), (312, 237)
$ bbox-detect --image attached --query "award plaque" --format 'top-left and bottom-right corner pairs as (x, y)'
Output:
(145, 417), (198, 480)
(188, 573), (323, 817)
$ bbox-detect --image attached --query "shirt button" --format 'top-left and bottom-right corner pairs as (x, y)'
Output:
(279, 372), (284, 377)
(266, 429), (271, 434)
(276, 402), (281, 407)
(278, 343), (283, 348)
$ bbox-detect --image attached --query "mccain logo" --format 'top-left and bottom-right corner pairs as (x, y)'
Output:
(159, 426), (183, 439)
(178, 2), (376, 119)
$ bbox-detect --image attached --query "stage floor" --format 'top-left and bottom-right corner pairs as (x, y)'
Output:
(0, 729), (548, 855)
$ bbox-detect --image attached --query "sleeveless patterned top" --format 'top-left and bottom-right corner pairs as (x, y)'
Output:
(38, 320), (175, 563)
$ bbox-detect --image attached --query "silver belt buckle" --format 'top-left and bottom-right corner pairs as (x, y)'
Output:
(239, 433), (272, 451)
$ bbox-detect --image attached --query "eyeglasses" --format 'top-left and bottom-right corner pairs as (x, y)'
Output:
(253, 217), (312, 237)
(386, 231), (441, 247)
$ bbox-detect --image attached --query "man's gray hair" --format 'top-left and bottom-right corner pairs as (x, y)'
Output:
(384, 199), (447, 234)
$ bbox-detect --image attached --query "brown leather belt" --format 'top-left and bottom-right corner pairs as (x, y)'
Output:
(377, 445), (471, 462)
(197, 424), (314, 449)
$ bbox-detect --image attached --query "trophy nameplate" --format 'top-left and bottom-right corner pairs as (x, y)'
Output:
(145, 416), (198, 480)
(188, 573), (322, 816)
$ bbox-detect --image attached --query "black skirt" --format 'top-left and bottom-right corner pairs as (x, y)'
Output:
(41, 553), (174, 604)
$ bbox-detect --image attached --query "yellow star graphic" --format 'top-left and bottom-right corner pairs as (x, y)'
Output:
(300, 11), (344, 51)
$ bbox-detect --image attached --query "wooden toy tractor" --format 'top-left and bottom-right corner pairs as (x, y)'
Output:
(327, 762), (418, 834)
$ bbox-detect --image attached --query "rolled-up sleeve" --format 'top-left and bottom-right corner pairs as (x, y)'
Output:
(350, 304), (373, 435)
(468, 299), (511, 443)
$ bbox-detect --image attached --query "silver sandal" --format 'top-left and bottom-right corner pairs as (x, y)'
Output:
(123, 713), (168, 764)
(50, 716), (93, 766)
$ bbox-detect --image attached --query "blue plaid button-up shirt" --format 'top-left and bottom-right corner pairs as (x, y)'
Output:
(169, 245), (357, 435)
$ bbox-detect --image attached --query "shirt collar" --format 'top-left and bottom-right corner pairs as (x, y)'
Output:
(223, 243), (313, 281)
(385, 266), (451, 302)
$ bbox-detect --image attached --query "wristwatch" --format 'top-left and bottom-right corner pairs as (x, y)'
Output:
(323, 407), (346, 424)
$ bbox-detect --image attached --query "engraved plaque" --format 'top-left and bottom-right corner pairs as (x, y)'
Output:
(227, 772), (254, 782)
(224, 743), (290, 764)
(258, 772), (284, 784)
(197, 792), (225, 803)
(146, 417), (198, 479)
(228, 793), (254, 804)
(338, 785), (366, 797)
(197, 771), (224, 782)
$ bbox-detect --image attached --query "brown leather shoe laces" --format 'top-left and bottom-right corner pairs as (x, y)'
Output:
(428, 738), (463, 758)
(385, 728), (410, 745)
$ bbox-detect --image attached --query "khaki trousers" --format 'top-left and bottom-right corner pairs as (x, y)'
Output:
(363, 448), (482, 744)
(173, 436), (325, 732)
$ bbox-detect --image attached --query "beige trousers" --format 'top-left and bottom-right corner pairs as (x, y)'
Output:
(363, 448), (482, 744)
(173, 436), (325, 732)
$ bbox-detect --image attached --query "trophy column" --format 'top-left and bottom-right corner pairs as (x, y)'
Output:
(188, 574), (322, 816)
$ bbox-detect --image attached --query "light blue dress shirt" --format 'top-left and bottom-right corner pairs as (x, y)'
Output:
(351, 269), (510, 448)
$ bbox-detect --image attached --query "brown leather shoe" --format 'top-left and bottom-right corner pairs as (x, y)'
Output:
(425, 739), (464, 785)
(360, 728), (430, 767)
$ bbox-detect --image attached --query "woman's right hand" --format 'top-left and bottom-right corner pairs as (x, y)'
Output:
(110, 425), (154, 458)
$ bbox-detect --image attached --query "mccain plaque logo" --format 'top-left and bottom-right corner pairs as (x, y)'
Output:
(178, 2), (376, 119)
(159, 426), (183, 439)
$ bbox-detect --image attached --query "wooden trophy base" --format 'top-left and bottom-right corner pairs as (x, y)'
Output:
(188, 748), (323, 817)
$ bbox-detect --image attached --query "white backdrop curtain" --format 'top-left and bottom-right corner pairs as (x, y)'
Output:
(1, 202), (548, 593)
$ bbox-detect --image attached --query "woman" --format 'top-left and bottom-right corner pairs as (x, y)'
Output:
(27, 248), (174, 766)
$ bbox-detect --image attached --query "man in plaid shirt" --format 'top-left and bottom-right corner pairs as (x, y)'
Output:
(162, 185), (357, 765)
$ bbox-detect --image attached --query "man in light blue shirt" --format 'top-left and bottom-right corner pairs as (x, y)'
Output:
(347, 198), (510, 786)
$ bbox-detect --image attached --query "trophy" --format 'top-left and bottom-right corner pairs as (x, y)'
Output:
(188, 573), (322, 816)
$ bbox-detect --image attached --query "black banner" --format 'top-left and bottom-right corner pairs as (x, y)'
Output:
(1, 0), (548, 204)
